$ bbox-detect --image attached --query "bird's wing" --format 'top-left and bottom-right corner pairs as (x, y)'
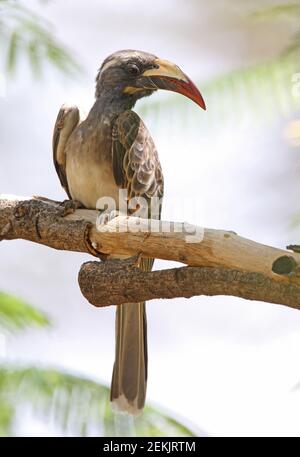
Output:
(112, 110), (164, 217)
(52, 104), (80, 198)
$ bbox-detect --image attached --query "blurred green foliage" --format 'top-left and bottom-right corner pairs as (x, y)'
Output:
(0, 292), (50, 331)
(249, 2), (300, 23)
(0, 292), (195, 436)
(0, 0), (81, 76)
(0, 366), (196, 437)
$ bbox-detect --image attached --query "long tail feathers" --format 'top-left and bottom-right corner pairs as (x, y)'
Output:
(110, 257), (153, 415)
(110, 301), (147, 415)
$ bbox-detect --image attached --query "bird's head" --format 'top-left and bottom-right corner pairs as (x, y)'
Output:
(95, 49), (206, 110)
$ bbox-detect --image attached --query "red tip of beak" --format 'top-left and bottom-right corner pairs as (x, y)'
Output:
(140, 71), (206, 110)
(174, 75), (206, 110)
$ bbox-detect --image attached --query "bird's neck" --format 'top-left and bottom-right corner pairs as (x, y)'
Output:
(92, 89), (136, 117)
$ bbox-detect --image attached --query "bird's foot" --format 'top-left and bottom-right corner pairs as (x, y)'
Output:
(58, 199), (83, 217)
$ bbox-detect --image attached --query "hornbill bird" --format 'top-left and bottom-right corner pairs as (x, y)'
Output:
(53, 50), (205, 415)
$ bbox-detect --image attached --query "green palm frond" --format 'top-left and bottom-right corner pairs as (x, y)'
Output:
(0, 0), (81, 76)
(0, 366), (196, 437)
(0, 292), (50, 332)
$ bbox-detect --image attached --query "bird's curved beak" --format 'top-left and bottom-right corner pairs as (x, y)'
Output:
(125, 58), (206, 110)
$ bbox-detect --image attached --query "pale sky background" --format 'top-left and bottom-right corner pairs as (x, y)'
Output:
(1, 0), (300, 437)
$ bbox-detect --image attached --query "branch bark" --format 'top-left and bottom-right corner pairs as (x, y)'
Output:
(78, 260), (300, 309)
(1, 194), (300, 310)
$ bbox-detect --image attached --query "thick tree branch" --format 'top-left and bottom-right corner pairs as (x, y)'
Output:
(78, 260), (300, 309)
(1, 194), (300, 310)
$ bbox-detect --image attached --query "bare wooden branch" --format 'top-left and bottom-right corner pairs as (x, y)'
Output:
(1, 194), (300, 310)
(0, 195), (93, 254)
(78, 260), (300, 310)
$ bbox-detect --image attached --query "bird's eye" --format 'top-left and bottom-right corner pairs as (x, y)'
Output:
(127, 64), (140, 76)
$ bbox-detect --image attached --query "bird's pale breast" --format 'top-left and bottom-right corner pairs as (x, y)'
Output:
(65, 119), (120, 210)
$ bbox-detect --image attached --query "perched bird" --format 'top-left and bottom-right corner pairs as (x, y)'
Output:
(53, 50), (205, 415)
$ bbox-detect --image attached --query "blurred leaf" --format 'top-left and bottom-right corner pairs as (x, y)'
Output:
(0, 366), (196, 437)
(27, 40), (41, 76)
(0, 292), (50, 332)
(0, 397), (14, 436)
(249, 3), (300, 21)
(6, 30), (19, 73)
(285, 29), (300, 55)
(0, 0), (81, 77)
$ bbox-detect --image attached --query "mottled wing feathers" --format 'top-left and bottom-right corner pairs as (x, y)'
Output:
(52, 105), (80, 198)
(112, 110), (164, 206)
